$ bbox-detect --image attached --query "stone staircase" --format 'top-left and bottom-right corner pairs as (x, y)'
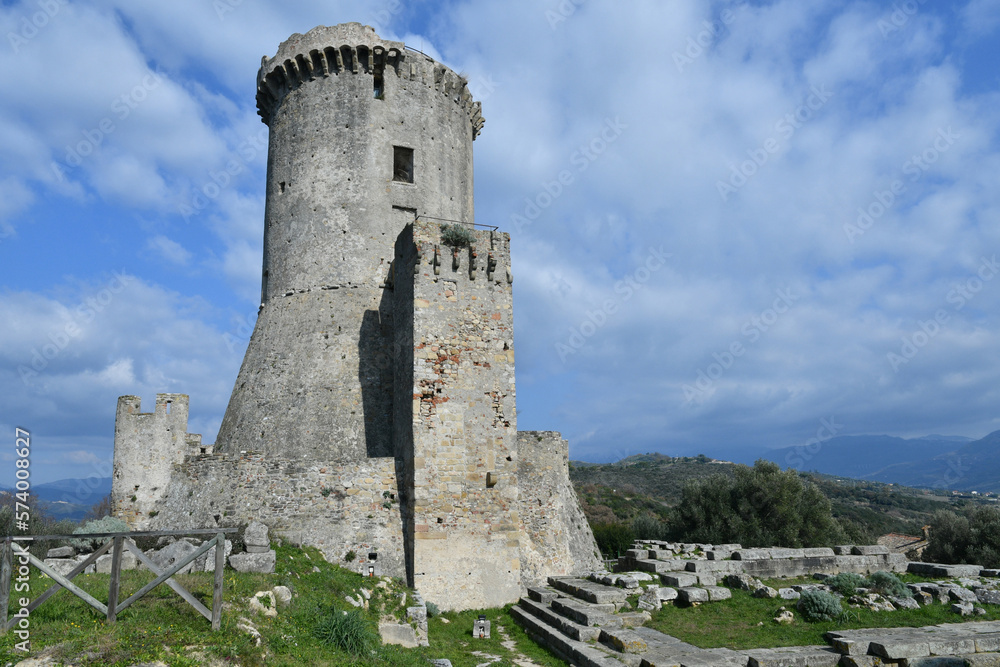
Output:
(510, 576), (840, 667)
(512, 574), (1000, 667)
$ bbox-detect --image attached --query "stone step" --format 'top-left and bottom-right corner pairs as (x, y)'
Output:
(745, 646), (840, 667)
(636, 559), (688, 574)
(550, 576), (630, 604)
(517, 597), (601, 642)
(527, 585), (560, 604)
(510, 604), (627, 667)
(551, 597), (617, 626)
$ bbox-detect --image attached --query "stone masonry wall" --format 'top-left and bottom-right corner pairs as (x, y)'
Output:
(113, 394), (202, 530)
(140, 451), (406, 578)
(518, 431), (603, 587)
(404, 219), (522, 610)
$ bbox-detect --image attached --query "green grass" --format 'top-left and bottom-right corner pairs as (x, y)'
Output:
(0, 543), (569, 667)
(644, 587), (1000, 650)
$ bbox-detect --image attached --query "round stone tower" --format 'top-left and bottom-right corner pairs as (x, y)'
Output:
(215, 23), (485, 462)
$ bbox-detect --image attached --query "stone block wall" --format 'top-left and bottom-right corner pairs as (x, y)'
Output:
(112, 394), (202, 530)
(518, 431), (603, 587)
(402, 219), (522, 610)
(135, 449), (406, 578)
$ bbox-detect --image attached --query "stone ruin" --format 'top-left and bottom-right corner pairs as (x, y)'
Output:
(511, 539), (1000, 666)
(109, 23), (601, 611)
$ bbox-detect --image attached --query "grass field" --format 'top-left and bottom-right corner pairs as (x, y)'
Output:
(644, 577), (1000, 650)
(0, 543), (569, 667)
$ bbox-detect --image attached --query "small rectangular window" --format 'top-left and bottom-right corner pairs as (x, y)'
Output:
(393, 146), (414, 183)
(374, 73), (384, 99)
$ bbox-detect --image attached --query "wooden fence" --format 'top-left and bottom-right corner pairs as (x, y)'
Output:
(0, 528), (238, 632)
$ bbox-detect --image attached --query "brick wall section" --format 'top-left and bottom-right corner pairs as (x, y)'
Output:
(518, 431), (604, 587)
(405, 219), (522, 610)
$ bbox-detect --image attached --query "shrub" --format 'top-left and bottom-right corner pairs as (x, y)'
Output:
(425, 601), (440, 617)
(825, 572), (866, 597)
(866, 571), (911, 598)
(70, 515), (129, 551)
(631, 513), (667, 541)
(344, 550), (357, 563)
(313, 609), (380, 656)
(592, 522), (635, 559)
(797, 589), (843, 622)
(440, 224), (475, 248)
(924, 507), (1000, 569)
(667, 460), (846, 547)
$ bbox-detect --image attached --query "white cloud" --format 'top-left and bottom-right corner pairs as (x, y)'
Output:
(962, 0), (1000, 38)
(147, 235), (193, 266)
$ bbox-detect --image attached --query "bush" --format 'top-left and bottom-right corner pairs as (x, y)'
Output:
(866, 571), (911, 598)
(825, 572), (866, 597)
(924, 507), (1000, 569)
(440, 224), (475, 248)
(667, 460), (846, 547)
(797, 589), (843, 622)
(631, 513), (667, 541)
(70, 515), (129, 551)
(591, 522), (634, 559)
(425, 601), (440, 617)
(313, 609), (380, 656)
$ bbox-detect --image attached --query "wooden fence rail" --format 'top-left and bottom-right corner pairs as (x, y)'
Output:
(0, 528), (238, 632)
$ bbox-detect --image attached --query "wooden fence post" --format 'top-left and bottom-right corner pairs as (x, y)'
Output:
(107, 535), (124, 622)
(0, 538), (11, 634)
(212, 532), (224, 631)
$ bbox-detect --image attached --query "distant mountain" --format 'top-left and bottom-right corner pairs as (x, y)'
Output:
(27, 477), (112, 504)
(0, 477), (112, 523)
(764, 435), (967, 478)
(763, 432), (1000, 493)
(864, 431), (1000, 493)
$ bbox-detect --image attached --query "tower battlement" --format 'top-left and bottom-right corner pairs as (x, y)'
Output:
(256, 23), (484, 137)
(112, 394), (202, 529)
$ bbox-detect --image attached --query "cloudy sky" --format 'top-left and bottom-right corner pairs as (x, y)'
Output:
(2, 0), (999, 488)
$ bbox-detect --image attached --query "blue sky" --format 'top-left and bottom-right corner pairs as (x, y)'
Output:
(2, 0), (1000, 488)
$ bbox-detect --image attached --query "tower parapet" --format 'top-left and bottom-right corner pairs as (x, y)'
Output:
(112, 394), (200, 529)
(255, 23), (484, 138)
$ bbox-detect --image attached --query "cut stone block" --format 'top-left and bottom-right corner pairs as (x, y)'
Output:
(657, 586), (678, 601)
(380, 623), (419, 648)
(950, 588), (979, 603)
(732, 549), (772, 560)
(678, 587), (710, 603)
(46, 546), (75, 559)
(229, 550), (276, 573)
(600, 628), (648, 654)
(96, 550), (138, 573)
(779, 588), (801, 600)
(965, 654), (1000, 667)
(706, 586), (732, 601)
(662, 573), (698, 588)
(852, 545), (890, 556)
(147, 540), (198, 575)
(869, 640), (931, 660)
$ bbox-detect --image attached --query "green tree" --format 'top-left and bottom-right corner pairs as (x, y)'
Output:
(668, 460), (846, 547)
(924, 506), (1000, 568)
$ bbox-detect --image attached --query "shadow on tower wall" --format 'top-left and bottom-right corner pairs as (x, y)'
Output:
(358, 222), (417, 585)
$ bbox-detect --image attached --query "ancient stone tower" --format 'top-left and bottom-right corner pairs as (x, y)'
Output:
(111, 23), (601, 611)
